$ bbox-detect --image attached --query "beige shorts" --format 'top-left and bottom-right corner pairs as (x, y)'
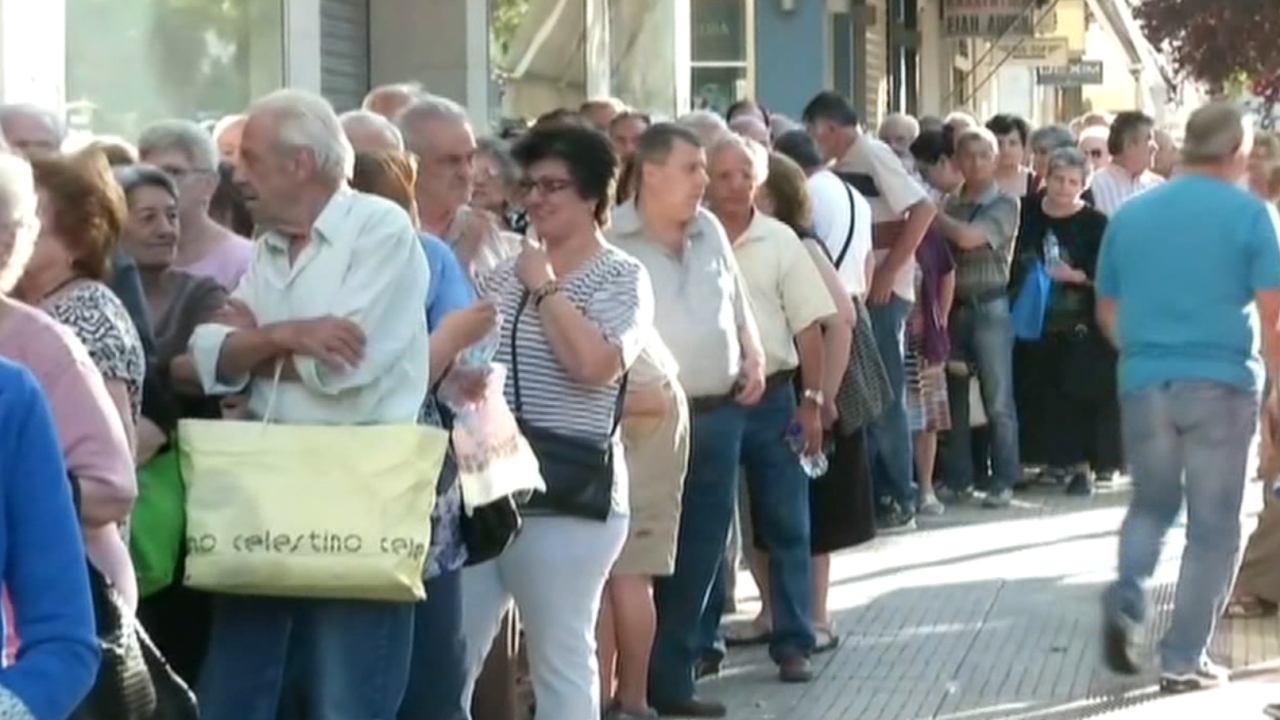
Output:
(613, 381), (689, 577)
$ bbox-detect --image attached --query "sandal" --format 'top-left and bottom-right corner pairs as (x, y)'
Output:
(814, 625), (841, 654)
(724, 620), (772, 647)
(1224, 595), (1277, 618)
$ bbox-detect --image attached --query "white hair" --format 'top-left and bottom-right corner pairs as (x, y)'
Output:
(396, 94), (470, 131)
(954, 127), (999, 155)
(248, 89), (353, 182)
(0, 153), (39, 293)
(138, 119), (219, 170)
(678, 110), (730, 147)
(212, 114), (246, 143)
(879, 113), (921, 139)
(708, 132), (769, 184)
(362, 82), (425, 112)
(0, 104), (66, 144)
(339, 110), (405, 152)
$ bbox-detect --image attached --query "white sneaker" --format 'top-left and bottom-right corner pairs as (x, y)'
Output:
(918, 495), (945, 516)
(1159, 660), (1230, 694)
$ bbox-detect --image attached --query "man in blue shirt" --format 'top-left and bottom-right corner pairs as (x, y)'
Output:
(1096, 102), (1280, 693)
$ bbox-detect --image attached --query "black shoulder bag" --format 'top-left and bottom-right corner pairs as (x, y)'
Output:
(510, 291), (627, 521)
(832, 179), (860, 271)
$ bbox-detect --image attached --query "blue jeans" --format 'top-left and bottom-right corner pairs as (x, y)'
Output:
(942, 296), (1020, 492)
(699, 384), (815, 662)
(198, 596), (414, 720)
(1104, 380), (1258, 674)
(866, 297), (917, 512)
(650, 403), (746, 706)
(398, 570), (467, 720)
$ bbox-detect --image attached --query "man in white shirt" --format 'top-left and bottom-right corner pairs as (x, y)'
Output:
(184, 89), (430, 720)
(803, 92), (937, 531)
(1089, 111), (1164, 217)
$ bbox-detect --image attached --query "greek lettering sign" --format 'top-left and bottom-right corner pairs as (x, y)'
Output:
(995, 37), (1070, 65)
(1036, 60), (1104, 86)
(944, 0), (1035, 38)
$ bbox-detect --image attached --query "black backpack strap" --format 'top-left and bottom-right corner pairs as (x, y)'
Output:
(834, 180), (858, 270)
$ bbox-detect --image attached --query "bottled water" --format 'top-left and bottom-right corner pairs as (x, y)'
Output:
(785, 421), (829, 479)
(458, 310), (503, 367)
(1043, 230), (1062, 269)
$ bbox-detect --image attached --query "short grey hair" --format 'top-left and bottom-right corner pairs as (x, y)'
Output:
(880, 112), (921, 139)
(339, 109), (405, 151)
(1030, 124), (1076, 153)
(0, 152), (39, 292)
(0, 104), (66, 144)
(678, 110), (730, 147)
(137, 119), (219, 171)
(362, 82), (425, 111)
(954, 127), (998, 155)
(476, 136), (519, 188)
(248, 89), (353, 182)
(1182, 101), (1252, 166)
(708, 132), (769, 184)
(395, 94), (471, 152)
(1045, 147), (1091, 183)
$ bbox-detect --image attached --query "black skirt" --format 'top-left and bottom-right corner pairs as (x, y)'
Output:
(809, 429), (878, 554)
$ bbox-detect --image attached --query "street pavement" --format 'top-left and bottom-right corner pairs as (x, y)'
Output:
(704, 481), (1280, 719)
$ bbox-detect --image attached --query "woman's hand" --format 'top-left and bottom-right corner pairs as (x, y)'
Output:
(441, 300), (500, 351)
(1048, 262), (1089, 285)
(214, 299), (257, 329)
(795, 399), (823, 455)
(135, 416), (167, 466)
(516, 238), (556, 292)
(822, 398), (839, 430)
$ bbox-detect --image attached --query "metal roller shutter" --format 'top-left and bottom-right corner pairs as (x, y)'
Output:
(320, 0), (370, 112)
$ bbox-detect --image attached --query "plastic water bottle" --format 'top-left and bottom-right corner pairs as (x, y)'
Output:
(785, 421), (829, 479)
(1044, 230), (1062, 269)
(458, 310), (503, 367)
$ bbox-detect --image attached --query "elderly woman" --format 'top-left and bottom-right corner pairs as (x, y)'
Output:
(473, 136), (526, 235)
(0, 153), (103, 720)
(987, 114), (1034, 198)
(460, 124), (652, 719)
(16, 152), (146, 450)
(1009, 148), (1117, 497)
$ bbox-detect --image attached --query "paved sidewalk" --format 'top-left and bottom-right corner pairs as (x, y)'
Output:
(704, 482), (1280, 719)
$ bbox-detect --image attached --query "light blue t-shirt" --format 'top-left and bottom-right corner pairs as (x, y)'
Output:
(421, 233), (477, 331)
(1096, 175), (1280, 394)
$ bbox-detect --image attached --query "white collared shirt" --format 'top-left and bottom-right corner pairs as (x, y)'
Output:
(190, 186), (430, 425)
(1090, 164), (1165, 217)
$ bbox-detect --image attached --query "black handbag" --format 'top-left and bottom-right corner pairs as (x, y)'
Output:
(66, 477), (199, 720)
(510, 291), (626, 521)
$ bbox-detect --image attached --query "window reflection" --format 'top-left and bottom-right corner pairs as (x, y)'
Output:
(491, 0), (589, 122)
(610, 0), (678, 118)
(66, 0), (284, 138)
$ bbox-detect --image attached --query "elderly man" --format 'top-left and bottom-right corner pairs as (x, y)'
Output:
(212, 114), (247, 163)
(678, 110), (731, 150)
(803, 91), (936, 530)
(1091, 111), (1164, 217)
(182, 89), (429, 720)
(397, 95), (512, 275)
(933, 128), (1021, 509)
(0, 104), (63, 156)
(610, 123), (765, 718)
(138, 120), (255, 290)
(879, 112), (921, 167)
(728, 115), (770, 147)
(701, 134), (836, 684)
(340, 109), (405, 153)
(581, 97), (625, 132)
(364, 82), (423, 121)
(1098, 102), (1280, 694)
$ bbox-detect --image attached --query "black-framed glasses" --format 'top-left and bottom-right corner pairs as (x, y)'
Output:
(517, 177), (574, 198)
(1085, 149), (1105, 159)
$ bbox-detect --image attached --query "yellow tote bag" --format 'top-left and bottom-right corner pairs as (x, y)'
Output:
(177, 418), (447, 602)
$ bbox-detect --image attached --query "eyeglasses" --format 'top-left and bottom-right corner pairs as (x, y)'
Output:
(1084, 149), (1105, 159)
(517, 177), (574, 198)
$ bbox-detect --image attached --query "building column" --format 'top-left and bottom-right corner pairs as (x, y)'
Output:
(0, 0), (65, 107)
(370, 0), (491, 129)
(284, 0), (323, 94)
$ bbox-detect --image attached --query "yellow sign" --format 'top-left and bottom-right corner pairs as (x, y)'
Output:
(996, 37), (1071, 65)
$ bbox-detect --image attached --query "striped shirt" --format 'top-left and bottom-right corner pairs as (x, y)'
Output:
(943, 183), (1021, 301)
(1089, 164), (1164, 218)
(477, 245), (654, 514)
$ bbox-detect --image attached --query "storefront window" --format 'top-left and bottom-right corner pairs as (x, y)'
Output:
(691, 0), (748, 114)
(66, 0), (284, 138)
(491, 0), (588, 123)
(610, 0), (678, 118)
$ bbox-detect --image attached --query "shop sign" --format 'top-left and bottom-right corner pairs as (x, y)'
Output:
(944, 0), (1035, 37)
(693, 0), (746, 63)
(995, 37), (1070, 65)
(1036, 60), (1104, 86)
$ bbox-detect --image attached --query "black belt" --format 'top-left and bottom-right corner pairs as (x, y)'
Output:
(765, 369), (796, 392)
(689, 392), (735, 415)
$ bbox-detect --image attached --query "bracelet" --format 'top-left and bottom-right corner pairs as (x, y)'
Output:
(802, 388), (825, 406)
(532, 281), (561, 307)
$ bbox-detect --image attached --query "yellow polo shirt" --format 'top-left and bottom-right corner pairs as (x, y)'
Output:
(731, 211), (837, 375)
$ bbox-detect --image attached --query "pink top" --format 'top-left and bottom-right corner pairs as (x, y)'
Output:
(0, 301), (138, 610)
(178, 233), (255, 291)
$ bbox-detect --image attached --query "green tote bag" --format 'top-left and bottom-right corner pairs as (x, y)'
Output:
(130, 446), (186, 598)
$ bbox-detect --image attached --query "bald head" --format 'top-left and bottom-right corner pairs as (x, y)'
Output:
(363, 83), (423, 121)
(340, 110), (405, 154)
(0, 104), (64, 157)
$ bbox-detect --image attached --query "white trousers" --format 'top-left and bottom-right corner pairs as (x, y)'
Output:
(461, 514), (629, 720)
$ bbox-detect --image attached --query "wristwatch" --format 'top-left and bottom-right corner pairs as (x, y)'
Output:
(532, 280), (562, 307)
(802, 388), (825, 406)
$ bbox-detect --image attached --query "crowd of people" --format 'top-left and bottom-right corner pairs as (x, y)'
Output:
(0, 76), (1277, 720)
